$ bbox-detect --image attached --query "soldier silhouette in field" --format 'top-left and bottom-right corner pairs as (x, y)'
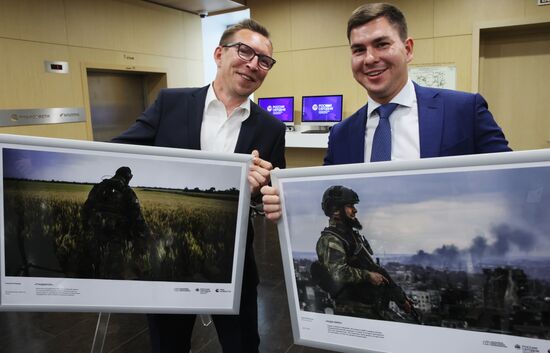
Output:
(80, 166), (151, 279)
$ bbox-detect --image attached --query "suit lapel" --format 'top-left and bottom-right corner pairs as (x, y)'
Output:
(350, 105), (368, 163)
(234, 101), (257, 154)
(415, 83), (443, 158)
(187, 86), (209, 150)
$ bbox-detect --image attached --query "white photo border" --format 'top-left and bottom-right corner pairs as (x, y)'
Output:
(0, 134), (251, 314)
(272, 150), (550, 353)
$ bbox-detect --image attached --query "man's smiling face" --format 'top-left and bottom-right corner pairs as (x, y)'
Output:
(349, 16), (413, 104)
(214, 29), (273, 100)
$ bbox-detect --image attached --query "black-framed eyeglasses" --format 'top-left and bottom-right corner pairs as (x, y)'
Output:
(222, 42), (276, 70)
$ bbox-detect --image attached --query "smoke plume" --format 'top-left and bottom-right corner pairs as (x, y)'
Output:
(410, 223), (536, 270)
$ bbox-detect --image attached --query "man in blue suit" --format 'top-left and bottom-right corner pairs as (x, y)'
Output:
(261, 3), (510, 221)
(113, 19), (285, 353)
(325, 3), (510, 165)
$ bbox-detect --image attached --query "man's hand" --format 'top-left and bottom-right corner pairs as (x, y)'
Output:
(261, 185), (282, 222)
(248, 150), (273, 195)
(366, 271), (390, 286)
(401, 298), (413, 314)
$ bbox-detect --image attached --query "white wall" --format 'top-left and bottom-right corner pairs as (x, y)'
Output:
(201, 9), (250, 86)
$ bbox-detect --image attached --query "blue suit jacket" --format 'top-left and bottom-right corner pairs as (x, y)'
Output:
(324, 83), (511, 165)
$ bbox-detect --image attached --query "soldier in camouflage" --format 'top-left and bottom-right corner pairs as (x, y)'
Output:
(81, 166), (150, 279)
(313, 185), (414, 320)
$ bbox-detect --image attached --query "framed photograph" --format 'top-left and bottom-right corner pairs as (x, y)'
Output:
(0, 134), (251, 314)
(272, 150), (550, 353)
(409, 64), (456, 90)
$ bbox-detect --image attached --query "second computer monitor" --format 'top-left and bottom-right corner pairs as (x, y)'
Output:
(257, 96), (294, 126)
(301, 94), (343, 128)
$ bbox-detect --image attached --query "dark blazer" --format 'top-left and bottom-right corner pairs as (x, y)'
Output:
(112, 86), (286, 286)
(113, 85), (286, 353)
(113, 85), (286, 286)
(113, 85), (286, 170)
(324, 83), (511, 165)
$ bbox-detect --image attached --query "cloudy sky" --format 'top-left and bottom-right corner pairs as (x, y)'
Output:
(2, 147), (245, 191)
(282, 164), (550, 258)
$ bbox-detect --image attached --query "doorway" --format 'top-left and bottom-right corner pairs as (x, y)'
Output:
(87, 69), (167, 142)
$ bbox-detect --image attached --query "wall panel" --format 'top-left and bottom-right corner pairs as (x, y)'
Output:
(390, 0), (434, 39)
(410, 38), (434, 65)
(479, 25), (550, 150)
(0, 39), (74, 108)
(0, 0), (202, 140)
(291, 46), (356, 117)
(434, 35), (472, 91)
(290, 0), (358, 50)
(256, 51), (295, 97)
(434, 0), (523, 37)
(0, 0), (68, 44)
(247, 0), (292, 52)
(524, 0), (550, 18)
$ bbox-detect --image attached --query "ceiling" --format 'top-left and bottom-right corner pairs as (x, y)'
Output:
(144, 0), (247, 16)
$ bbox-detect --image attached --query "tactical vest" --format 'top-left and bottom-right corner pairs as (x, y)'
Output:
(311, 226), (376, 297)
(86, 178), (129, 236)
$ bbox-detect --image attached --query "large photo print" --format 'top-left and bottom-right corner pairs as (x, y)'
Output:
(273, 151), (550, 353)
(0, 134), (251, 314)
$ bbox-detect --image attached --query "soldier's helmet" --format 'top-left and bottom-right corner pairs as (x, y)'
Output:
(115, 166), (133, 183)
(321, 185), (359, 217)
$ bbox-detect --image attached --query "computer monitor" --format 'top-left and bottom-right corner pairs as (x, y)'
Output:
(301, 95), (343, 130)
(257, 96), (294, 126)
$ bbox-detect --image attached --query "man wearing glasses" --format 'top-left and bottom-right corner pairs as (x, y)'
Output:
(113, 19), (285, 353)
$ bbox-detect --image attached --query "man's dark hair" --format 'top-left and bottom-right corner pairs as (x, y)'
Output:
(219, 18), (271, 46)
(347, 3), (408, 42)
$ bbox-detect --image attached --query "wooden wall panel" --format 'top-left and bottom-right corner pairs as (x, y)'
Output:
(65, 0), (201, 60)
(125, 1), (199, 59)
(434, 35), (472, 91)
(289, 0), (358, 50)
(64, 0), (131, 51)
(285, 148), (326, 168)
(0, 39), (74, 108)
(434, 0), (523, 37)
(389, 0), (434, 39)
(256, 51), (295, 100)
(0, 0), (68, 44)
(410, 38), (434, 65)
(524, 0), (550, 19)
(0, 0), (202, 140)
(248, 0), (292, 52)
(290, 46), (356, 117)
(180, 10), (204, 61)
(479, 26), (550, 150)
(0, 123), (88, 140)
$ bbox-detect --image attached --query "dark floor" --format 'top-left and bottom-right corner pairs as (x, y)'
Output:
(0, 217), (333, 353)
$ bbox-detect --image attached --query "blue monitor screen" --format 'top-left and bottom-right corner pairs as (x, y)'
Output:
(301, 95), (343, 123)
(257, 97), (294, 123)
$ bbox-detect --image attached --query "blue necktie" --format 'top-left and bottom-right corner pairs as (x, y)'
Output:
(370, 103), (398, 162)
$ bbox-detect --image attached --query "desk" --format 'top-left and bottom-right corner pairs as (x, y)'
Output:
(285, 131), (328, 148)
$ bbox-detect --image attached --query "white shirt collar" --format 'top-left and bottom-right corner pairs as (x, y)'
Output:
(367, 79), (415, 118)
(201, 84), (251, 153)
(205, 83), (251, 118)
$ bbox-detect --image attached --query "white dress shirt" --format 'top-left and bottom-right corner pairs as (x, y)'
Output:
(364, 79), (421, 162)
(200, 84), (251, 153)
